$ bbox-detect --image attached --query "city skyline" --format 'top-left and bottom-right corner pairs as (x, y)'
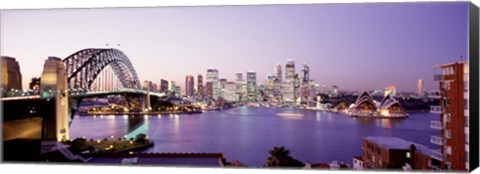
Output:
(1, 2), (468, 92)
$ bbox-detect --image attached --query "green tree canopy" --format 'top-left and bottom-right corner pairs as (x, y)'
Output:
(266, 146), (304, 168)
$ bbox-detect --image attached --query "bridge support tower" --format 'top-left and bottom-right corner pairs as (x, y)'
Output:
(40, 57), (70, 151)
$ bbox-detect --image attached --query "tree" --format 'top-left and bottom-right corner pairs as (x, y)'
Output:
(134, 133), (148, 144)
(70, 138), (89, 153)
(266, 146), (304, 168)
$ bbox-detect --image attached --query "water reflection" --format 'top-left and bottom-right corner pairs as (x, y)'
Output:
(173, 114), (180, 134)
(316, 112), (321, 122)
(69, 108), (438, 167)
(125, 115), (148, 138)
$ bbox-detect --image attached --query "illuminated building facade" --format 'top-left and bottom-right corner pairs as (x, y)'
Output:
(185, 75), (195, 97)
(1, 56), (22, 94)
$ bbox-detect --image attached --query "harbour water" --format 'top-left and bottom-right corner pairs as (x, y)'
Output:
(70, 106), (440, 167)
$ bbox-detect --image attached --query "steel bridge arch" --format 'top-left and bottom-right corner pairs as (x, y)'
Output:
(63, 48), (141, 90)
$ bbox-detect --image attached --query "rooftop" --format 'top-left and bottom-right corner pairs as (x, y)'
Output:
(364, 136), (433, 156)
(433, 60), (468, 68)
(353, 156), (363, 161)
(87, 152), (226, 167)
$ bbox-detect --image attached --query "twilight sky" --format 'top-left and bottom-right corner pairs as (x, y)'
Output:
(0, 2), (469, 92)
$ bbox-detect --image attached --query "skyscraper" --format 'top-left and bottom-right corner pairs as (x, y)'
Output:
(160, 79), (169, 93)
(168, 81), (176, 92)
(301, 63), (310, 83)
(197, 74), (203, 97)
(151, 83), (158, 92)
(294, 74), (301, 103)
(235, 72), (243, 82)
(206, 69), (219, 100)
(274, 63), (282, 83)
(235, 72), (246, 102)
(246, 71), (257, 102)
(418, 79), (425, 96)
(285, 59), (295, 82)
(300, 63), (310, 102)
(265, 74), (274, 92)
(1, 56), (22, 93)
(431, 61), (469, 171)
(205, 82), (213, 98)
(219, 78), (227, 99)
(185, 75), (195, 97)
(143, 80), (152, 91)
(225, 82), (237, 102)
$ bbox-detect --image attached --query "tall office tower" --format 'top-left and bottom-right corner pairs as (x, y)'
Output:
(185, 75), (195, 97)
(219, 78), (227, 99)
(235, 72), (243, 92)
(282, 82), (295, 102)
(197, 74), (203, 97)
(224, 82), (237, 102)
(205, 82), (213, 98)
(431, 61), (469, 171)
(152, 83), (158, 92)
(143, 80), (152, 91)
(206, 69), (219, 100)
(246, 71), (257, 102)
(235, 72), (246, 102)
(1, 56), (22, 93)
(294, 74), (301, 103)
(236, 72), (244, 82)
(219, 78), (227, 89)
(285, 59), (295, 82)
(168, 81), (176, 92)
(265, 74), (275, 92)
(301, 63), (310, 83)
(274, 63), (282, 83)
(160, 79), (169, 93)
(418, 79), (425, 96)
(174, 86), (181, 97)
(331, 85), (339, 97)
(299, 63), (310, 102)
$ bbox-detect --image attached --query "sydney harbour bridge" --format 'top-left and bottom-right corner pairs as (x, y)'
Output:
(2, 48), (163, 148)
(63, 48), (141, 91)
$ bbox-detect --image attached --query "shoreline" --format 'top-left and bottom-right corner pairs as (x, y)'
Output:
(78, 110), (203, 116)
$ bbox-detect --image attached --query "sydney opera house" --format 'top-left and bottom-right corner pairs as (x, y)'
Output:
(346, 91), (407, 118)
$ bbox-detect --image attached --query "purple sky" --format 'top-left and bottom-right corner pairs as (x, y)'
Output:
(0, 2), (469, 92)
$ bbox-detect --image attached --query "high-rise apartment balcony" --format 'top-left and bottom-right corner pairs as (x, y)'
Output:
(430, 120), (443, 130)
(433, 74), (444, 81)
(431, 135), (444, 146)
(430, 105), (442, 114)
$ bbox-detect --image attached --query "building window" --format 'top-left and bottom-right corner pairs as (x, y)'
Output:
(406, 152), (411, 158)
(445, 113), (451, 123)
(444, 99), (450, 108)
(465, 117), (469, 127)
(444, 82), (450, 90)
(464, 81), (468, 91)
(466, 152), (469, 162)
(464, 99), (468, 109)
(465, 134), (469, 144)
(445, 130), (452, 139)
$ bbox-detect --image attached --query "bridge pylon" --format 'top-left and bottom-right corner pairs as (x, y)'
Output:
(40, 57), (70, 144)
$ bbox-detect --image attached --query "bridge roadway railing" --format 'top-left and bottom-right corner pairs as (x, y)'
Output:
(69, 88), (165, 97)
